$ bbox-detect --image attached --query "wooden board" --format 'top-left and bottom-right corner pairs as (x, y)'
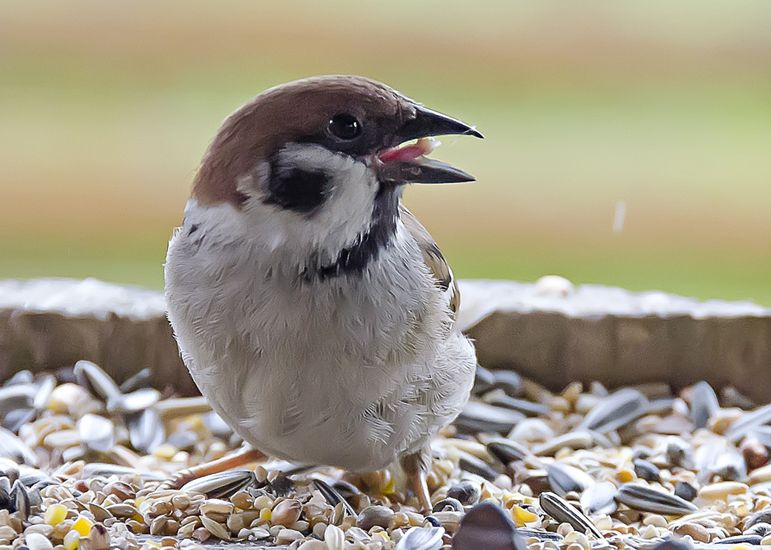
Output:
(2, 277), (770, 401)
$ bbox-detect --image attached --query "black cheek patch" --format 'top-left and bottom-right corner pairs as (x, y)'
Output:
(263, 163), (330, 214)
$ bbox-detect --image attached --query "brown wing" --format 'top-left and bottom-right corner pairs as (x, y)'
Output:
(400, 206), (460, 318)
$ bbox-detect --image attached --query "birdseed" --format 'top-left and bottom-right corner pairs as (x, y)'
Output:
(1, 362), (771, 548)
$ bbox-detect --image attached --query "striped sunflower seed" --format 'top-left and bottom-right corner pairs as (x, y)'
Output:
(539, 491), (602, 539)
(615, 484), (698, 515)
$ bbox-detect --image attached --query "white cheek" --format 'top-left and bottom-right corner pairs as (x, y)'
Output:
(238, 143), (380, 265)
(311, 157), (377, 252)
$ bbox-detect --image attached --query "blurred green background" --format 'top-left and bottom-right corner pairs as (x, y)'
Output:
(1, 1), (770, 303)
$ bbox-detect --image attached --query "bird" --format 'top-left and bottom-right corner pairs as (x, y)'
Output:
(164, 75), (481, 511)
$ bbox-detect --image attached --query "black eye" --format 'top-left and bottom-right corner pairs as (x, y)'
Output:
(328, 113), (362, 140)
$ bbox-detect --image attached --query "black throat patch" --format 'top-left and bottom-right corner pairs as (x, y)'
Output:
(314, 185), (401, 280)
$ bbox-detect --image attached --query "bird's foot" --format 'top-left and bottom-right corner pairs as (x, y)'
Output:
(163, 446), (267, 490)
(400, 450), (433, 514)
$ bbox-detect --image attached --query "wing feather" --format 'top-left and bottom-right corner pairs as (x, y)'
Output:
(400, 206), (460, 318)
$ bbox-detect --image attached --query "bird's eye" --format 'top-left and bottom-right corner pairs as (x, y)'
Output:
(328, 114), (362, 140)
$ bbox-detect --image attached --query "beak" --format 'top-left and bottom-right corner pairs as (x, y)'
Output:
(396, 105), (484, 143)
(377, 104), (482, 185)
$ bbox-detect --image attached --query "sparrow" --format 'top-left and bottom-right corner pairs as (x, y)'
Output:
(164, 75), (481, 511)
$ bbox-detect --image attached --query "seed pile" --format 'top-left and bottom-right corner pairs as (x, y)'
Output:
(1, 361), (771, 549)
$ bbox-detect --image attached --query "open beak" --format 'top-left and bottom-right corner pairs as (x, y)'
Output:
(377, 104), (482, 185)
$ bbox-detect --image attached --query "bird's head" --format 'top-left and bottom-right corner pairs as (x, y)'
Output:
(191, 75), (481, 271)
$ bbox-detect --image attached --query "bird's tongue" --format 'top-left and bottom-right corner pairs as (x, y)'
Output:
(379, 137), (439, 163)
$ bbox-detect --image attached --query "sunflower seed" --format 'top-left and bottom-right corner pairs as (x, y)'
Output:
(452, 502), (526, 550)
(745, 522), (771, 537)
(0, 385), (35, 415)
(26, 486), (41, 509)
(396, 526), (445, 550)
(74, 360), (122, 401)
(726, 404), (771, 443)
(547, 463), (594, 496)
(31, 375), (55, 411)
(674, 481), (697, 502)
(714, 534), (762, 545)
(167, 429), (198, 451)
(118, 368), (152, 393)
(5, 370), (34, 386)
(447, 481), (480, 506)
(0, 483), (10, 511)
(19, 466), (51, 488)
(695, 438), (745, 482)
(458, 451), (498, 480)
(77, 414), (115, 453)
(455, 402), (524, 434)
(540, 491), (602, 539)
(107, 387), (161, 414)
(648, 397), (676, 415)
(331, 479), (361, 499)
(580, 481), (618, 516)
(10, 480), (29, 519)
(357, 505), (394, 530)
(722, 386), (755, 409)
(490, 370), (523, 397)
(310, 478), (355, 517)
(517, 467), (550, 495)
(509, 418), (554, 443)
(615, 484), (698, 515)
(472, 365), (496, 395)
(648, 539), (693, 550)
(82, 463), (157, 479)
(482, 390), (550, 417)
(751, 426), (771, 448)
(517, 528), (564, 542)
(181, 470), (257, 499)
(714, 451), (746, 481)
(3, 409), (35, 434)
(587, 430), (617, 448)
(633, 458), (661, 482)
(690, 381), (719, 430)
(128, 408), (165, 453)
(203, 412), (233, 439)
(486, 439), (530, 466)
(433, 497), (464, 513)
(580, 389), (650, 433)
(745, 509), (771, 530)
(267, 472), (295, 496)
(533, 431), (594, 456)
(666, 436), (693, 468)
(0, 427), (37, 465)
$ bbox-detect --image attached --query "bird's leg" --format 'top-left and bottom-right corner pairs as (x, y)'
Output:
(169, 446), (267, 489)
(400, 449), (432, 513)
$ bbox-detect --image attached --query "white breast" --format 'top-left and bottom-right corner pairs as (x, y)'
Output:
(164, 200), (476, 471)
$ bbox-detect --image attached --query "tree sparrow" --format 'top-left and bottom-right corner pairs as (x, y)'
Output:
(164, 75), (481, 511)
